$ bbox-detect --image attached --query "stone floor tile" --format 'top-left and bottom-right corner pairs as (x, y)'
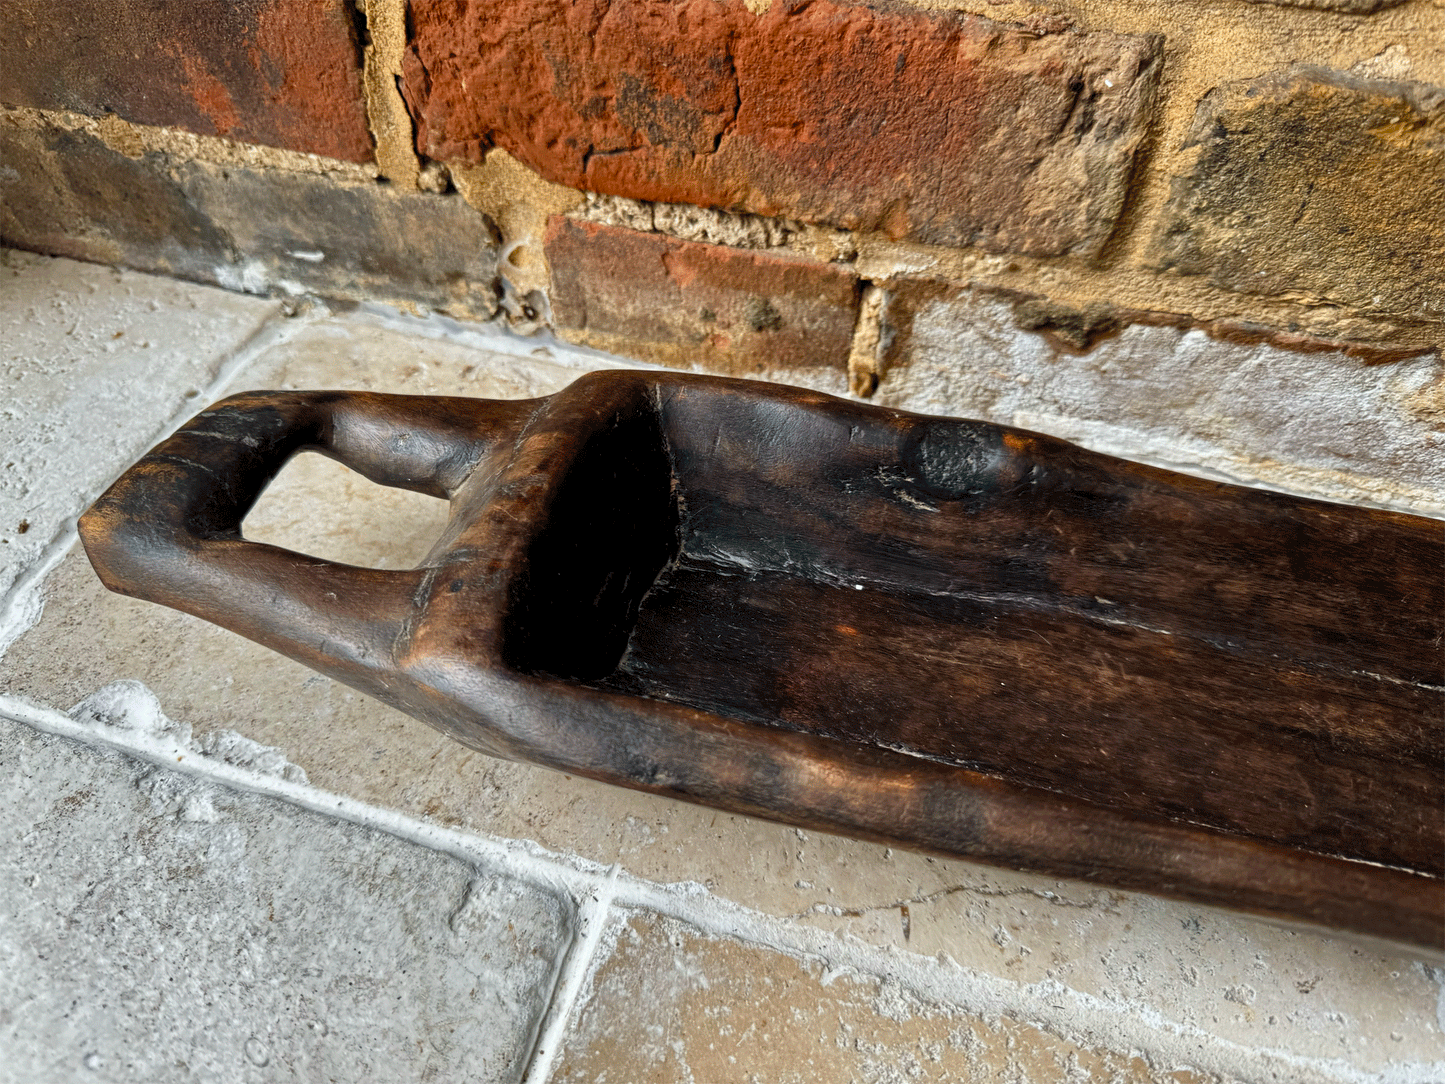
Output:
(553, 910), (1227, 1084)
(0, 713), (571, 1084)
(0, 249), (282, 603)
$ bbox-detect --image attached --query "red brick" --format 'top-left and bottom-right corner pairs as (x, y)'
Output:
(545, 217), (860, 378)
(0, 0), (372, 162)
(404, 1), (1161, 258)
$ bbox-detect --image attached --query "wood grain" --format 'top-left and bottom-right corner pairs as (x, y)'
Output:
(79, 371), (1445, 955)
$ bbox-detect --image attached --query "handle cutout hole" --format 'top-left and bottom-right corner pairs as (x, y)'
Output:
(243, 450), (450, 570)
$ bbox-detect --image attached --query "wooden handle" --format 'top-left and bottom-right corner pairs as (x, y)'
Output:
(78, 390), (533, 685)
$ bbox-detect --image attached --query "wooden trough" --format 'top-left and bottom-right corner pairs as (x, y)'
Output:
(79, 370), (1444, 955)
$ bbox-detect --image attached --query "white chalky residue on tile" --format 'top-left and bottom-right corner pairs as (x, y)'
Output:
(198, 728), (309, 783)
(70, 678), (188, 739)
(70, 680), (308, 784)
(211, 256), (309, 299)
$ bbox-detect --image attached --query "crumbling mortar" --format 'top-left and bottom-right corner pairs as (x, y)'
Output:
(352, 0), (426, 190)
(563, 184), (1436, 360)
(578, 192), (801, 252)
(1, 104), (379, 182)
(853, 241), (1441, 361)
(1002, 287), (1437, 364)
(847, 283), (889, 398)
(450, 149), (583, 332)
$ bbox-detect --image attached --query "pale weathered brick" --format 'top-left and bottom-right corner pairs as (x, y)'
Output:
(873, 280), (1445, 516)
(1150, 67), (1444, 329)
(404, 0), (1162, 258)
(0, 118), (499, 319)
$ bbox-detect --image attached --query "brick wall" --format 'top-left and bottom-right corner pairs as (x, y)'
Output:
(1, 0), (1441, 507)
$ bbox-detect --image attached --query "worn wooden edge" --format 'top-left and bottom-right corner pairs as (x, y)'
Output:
(77, 372), (1445, 957)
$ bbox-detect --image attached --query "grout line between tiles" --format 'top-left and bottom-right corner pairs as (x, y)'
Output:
(0, 690), (1432, 1084)
(521, 864), (619, 1084)
(0, 304), (320, 662)
(0, 525), (73, 659)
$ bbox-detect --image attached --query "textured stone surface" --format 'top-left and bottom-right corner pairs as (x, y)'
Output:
(546, 216), (859, 383)
(1151, 67), (1445, 327)
(14, 542), (1445, 1079)
(403, 0), (1161, 257)
(875, 281), (1445, 517)
(0, 716), (570, 1083)
(556, 911), (1226, 1084)
(0, 0), (371, 162)
(0, 119), (499, 319)
(0, 250), (281, 609)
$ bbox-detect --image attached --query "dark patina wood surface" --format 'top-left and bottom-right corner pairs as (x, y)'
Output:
(79, 371), (1444, 955)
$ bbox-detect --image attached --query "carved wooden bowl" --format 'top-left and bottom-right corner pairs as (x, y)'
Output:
(79, 371), (1444, 955)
